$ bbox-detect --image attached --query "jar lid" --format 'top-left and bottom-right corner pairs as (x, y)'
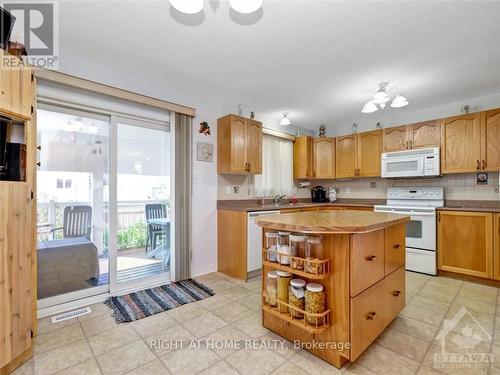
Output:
(290, 279), (306, 288)
(267, 271), (278, 279)
(276, 270), (292, 277)
(307, 236), (322, 244)
(290, 234), (307, 242)
(306, 283), (324, 292)
(265, 232), (279, 238)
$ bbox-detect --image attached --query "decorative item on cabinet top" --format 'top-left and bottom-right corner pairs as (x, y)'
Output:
(198, 121), (210, 135)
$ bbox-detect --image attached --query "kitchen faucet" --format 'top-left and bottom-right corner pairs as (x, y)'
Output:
(272, 194), (287, 206)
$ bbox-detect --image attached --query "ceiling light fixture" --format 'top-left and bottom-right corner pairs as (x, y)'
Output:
(229, 0), (264, 13)
(280, 113), (291, 126)
(169, 0), (204, 14)
(362, 82), (409, 113)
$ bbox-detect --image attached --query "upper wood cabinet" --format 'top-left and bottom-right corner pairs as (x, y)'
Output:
(313, 137), (335, 178)
(357, 130), (382, 177)
(481, 109), (500, 171)
(0, 51), (34, 120)
(382, 126), (408, 153)
(336, 131), (382, 178)
(382, 120), (440, 152)
(438, 210), (493, 279)
(440, 113), (481, 173)
(293, 136), (314, 179)
(217, 114), (262, 175)
(335, 134), (357, 178)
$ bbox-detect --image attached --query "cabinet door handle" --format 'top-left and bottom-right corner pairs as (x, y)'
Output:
(36, 162), (41, 167)
(366, 255), (377, 261)
(248, 163), (251, 172)
(393, 243), (401, 249)
(482, 160), (486, 170)
(37, 145), (42, 151)
(392, 290), (401, 297)
(409, 140), (413, 149)
(477, 160), (480, 170)
(406, 141), (409, 149)
(366, 312), (377, 320)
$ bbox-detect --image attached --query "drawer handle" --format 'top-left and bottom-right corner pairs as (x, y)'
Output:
(366, 255), (377, 261)
(393, 243), (401, 249)
(392, 290), (401, 297)
(366, 312), (376, 320)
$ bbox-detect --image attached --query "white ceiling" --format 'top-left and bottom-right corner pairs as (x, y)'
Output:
(58, 0), (500, 131)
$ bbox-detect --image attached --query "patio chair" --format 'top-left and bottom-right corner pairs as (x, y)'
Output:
(145, 203), (167, 253)
(50, 205), (93, 240)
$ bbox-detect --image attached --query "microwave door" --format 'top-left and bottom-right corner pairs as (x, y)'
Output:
(383, 156), (424, 178)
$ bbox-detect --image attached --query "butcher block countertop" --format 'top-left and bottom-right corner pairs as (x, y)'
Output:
(255, 210), (410, 233)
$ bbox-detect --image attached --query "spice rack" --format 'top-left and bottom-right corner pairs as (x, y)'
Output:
(262, 249), (331, 279)
(261, 292), (331, 333)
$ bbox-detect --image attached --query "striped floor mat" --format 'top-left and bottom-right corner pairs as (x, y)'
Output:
(105, 279), (215, 323)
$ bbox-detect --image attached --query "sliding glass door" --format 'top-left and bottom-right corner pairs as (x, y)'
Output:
(110, 119), (171, 292)
(37, 106), (172, 307)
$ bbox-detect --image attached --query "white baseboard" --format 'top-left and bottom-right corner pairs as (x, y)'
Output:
(191, 262), (217, 278)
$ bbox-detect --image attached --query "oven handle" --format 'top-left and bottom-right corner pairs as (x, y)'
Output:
(375, 209), (436, 216)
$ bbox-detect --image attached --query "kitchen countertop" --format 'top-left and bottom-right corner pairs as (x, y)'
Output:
(217, 198), (384, 212)
(255, 210), (410, 233)
(439, 200), (500, 213)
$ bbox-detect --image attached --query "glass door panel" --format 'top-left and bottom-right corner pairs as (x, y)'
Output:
(115, 121), (171, 287)
(36, 107), (110, 303)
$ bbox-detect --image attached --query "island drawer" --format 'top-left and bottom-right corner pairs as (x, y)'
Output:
(350, 230), (385, 297)
(350, 267), (405, 360)
(384, 223), (406, 276)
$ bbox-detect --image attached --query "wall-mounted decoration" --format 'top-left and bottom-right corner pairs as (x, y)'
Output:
(477, 172), (488, 185)
(196, 142), (214, 162)
(198, 121), (211, 136)
(319, 125), (326, 138)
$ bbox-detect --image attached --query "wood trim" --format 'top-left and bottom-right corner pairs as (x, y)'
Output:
(438, 270), (500, 288)
(263, 127), (296, 141)
(0, 348), (32, 375)
(35, 69), (196, 117)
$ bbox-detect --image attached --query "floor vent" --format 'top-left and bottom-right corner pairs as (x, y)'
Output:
(51, 307), (91, 323)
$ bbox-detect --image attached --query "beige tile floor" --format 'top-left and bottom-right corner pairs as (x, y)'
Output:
(13, 271), (500, 375)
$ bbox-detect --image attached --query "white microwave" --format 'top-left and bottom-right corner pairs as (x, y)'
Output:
(381, 147), (440, 178)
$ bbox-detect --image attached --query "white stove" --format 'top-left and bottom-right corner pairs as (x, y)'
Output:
(374, 187), (444, 275)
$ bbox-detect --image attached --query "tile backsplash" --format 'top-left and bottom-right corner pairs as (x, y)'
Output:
(218, 172), (500, 201)
(300, 172), (500, 201)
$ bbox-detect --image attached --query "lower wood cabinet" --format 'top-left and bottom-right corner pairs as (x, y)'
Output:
(350, 266), (405, 360)
(438, 210), (493, 279)
(384, 223), (406, 276)
(350, 230), (384, 297)
(494, 213), (500, 281)
(0, 183), (33, 370)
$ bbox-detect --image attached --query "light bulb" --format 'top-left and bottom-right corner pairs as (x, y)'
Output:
(280, 113), (291, 126)
(229, 0), (264, 14)
(169, 0), (204, 14)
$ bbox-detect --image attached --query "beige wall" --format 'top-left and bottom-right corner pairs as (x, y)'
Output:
(218, 172), (500, 201)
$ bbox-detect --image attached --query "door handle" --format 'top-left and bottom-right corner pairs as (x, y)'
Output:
(393, 243), (401, 249)
(392, 290), (401, 297)
(476, 160), (480, 170)
(366, 312), (377, 320)
(366, 255), (377, 261)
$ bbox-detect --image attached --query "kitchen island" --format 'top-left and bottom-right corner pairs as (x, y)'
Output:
(256, 210), (410, 368)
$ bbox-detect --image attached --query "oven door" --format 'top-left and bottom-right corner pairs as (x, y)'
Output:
(374, 207), (436, 251)
(382, 155), (425, 178)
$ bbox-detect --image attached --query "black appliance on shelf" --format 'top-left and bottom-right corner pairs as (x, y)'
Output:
(4, 142), (26, 181)
(0, 7), (16, 50)
(311, 186), (327, 203)
(0, 116), (9, 179)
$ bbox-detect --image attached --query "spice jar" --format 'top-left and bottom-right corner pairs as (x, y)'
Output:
(305, 236), (324, 274)
(305, 283), (326, 326)
(265, 232), (279, 262)
(265, 271), (278, 307)
(277, 232), (291, 265)
(289, 279), (306, 319)
(276, 270), (292, 313)
(290, 234), (307, 270)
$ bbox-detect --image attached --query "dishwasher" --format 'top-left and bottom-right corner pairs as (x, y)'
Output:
(247, 210), (280, 273)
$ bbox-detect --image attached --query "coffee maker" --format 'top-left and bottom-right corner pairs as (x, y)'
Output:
(311, 186), (327, 202)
